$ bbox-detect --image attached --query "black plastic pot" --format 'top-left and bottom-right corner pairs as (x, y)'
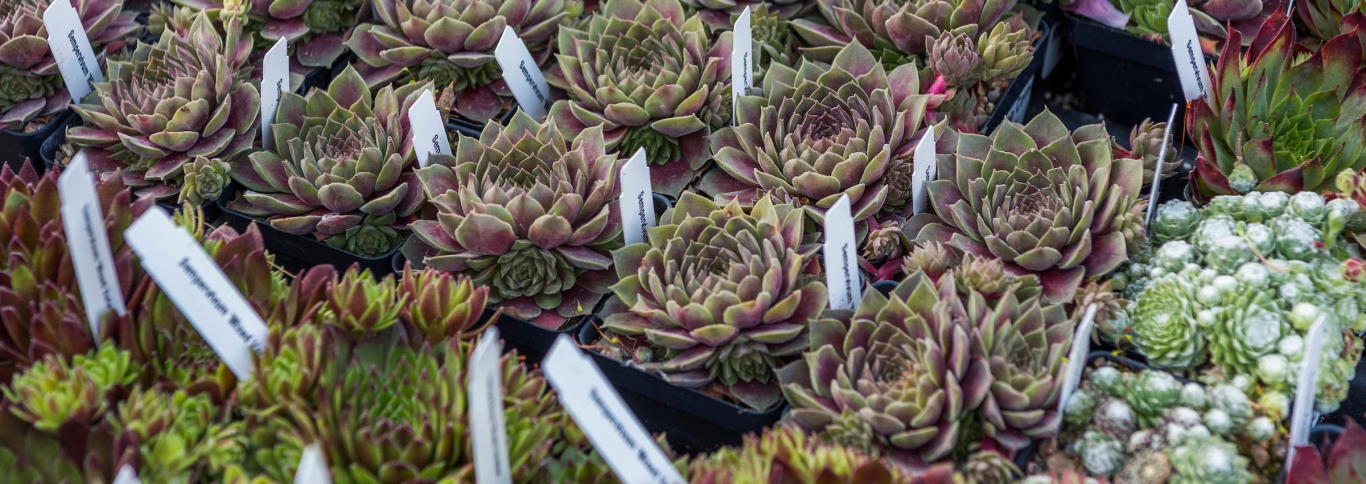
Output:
(980, 21), (1050, 133)
(1, 110), (76, 173)
(448, 104), (521, 139)
(576, 320), (786, 455)
(217, 183), (406, 277)
(1064, 12), (1190, 139)
(38, 112), (82, 172)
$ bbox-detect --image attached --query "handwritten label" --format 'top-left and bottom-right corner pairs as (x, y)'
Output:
(43, 0), (103, 102)
(1169, 0), (1212, 102)
(58, 151), (126, 340)
(124, 208), (268, 380)
(293, 444), (332, 484)
(260, 38), (289, 151)
(495, 26), (551, 119)
(731, 7), (752, 125)
(409, 89), (453, 168)
(469, 327), (512, 484)
(912, 126), (936, 215)
(113, 465), (141, 484)
(822, 195), (860, 310)
(1144, 104), (1178, 228)
(618, 148), (655, 246)
(1287, 314), (1329, 464)
(1057, 304), (1097, 414)
(543, 336), (683, 484)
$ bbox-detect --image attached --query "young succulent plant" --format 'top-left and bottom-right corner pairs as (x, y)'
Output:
(69, 13), (260, 202)
(698, 40), (932, 227)
(1288, 412), (1366, 483)
(686, 425), (914, 483)
(110, 386), (245, 482)
(346, 0), (568, 122)
(228, 65), (429, 258)
(173, 0), (358, 68)
(778, 251), (1072, 469)
(547, 0), (733, 197)
(411, 111), (622, 329)
(909, 109), (1147, 305)
(1186, 10), (1366, 200)
(601, 192), (824, 411)
(0, 0), (140, 131)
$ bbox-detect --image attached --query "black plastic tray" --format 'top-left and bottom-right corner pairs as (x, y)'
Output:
(1063, 12), (1191, 140)
(1, 110), (75, 173)
(447, 103), (520, 139)
(980, 20), (1050, 133)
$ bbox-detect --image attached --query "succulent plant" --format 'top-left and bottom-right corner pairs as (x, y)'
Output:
(228, 66), (428, 258)
(345, 0), (568, 122)
(1168, 435), (1254, 484)
(68, 13), (259, 201)
(1288, 412), (1366, 483)
(910, 110), (1147, 304)
(0, 0), (140, 130)
(742, 3), (799, 85)
(790, 0), (1019, 67)
(412, 111), (622, 329)
(2, 345), (135, 433)
(174, 0), (358, 68)
(0, 406), (96, 482)
(111, 387), (244, 482)
(179, 156), (231, 206)
(859, 220), (914, 282)
(1297, 1), (1366, 46)
(397, 265), (491, 345)
(928, 31), (979, 87)
(686, 425), (912, 483)
(317, 266), (405, 338)
(1115, 0), (1170, 36)
(974, 21), (1032, 82)
(698, 40), (931, 226)
(1115, 118), (1181, 185)
(601, 192), (822, 411)
(1130, 276), (1204, 370)
(1186, 10), (1366, 199)
(546, 0), (733, 197)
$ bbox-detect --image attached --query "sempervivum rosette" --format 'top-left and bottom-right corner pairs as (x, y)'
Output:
(698, 41), (930, 227)
(0, 0), (139, 131)
(547, 0), (732, 197)
(601, 192), (825, 411)
(68, 13), (258, 202)
(1187, 11), (1366, 200)
(174, 0), (357, 68)
(909, 110), (1146, 305)
(411, 111), (622, 329)
(228, 66), (428, 258)
(345, 0), (568, 123)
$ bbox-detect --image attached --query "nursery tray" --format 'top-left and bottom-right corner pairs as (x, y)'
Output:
(1063, 12), (1191, 140)
(2, 110), (75, 173)
(980, 21), (1050, 133)
(448, 103), (521, 139)
(37, 112), (82, 173)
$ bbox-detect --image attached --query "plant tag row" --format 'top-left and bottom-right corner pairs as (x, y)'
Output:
(823, 195), (860, 310)
(1286, 314), (1330, 464)
(469, 327), (513, 484)
(543, 336), (684, 484)
(293, 444), (332, 484)
(731, 7), (753, 125)
(124, 208), (268, 380)
(912, 125), (936, 216)
(409, 89), (453, 168)
(1168, 0), (1212, 103)
(495, 26), (552, 120)
(43, 0), (102, 103)
(619, 148), (656, 245)
(261, 38), (290, 151)
(1057, 303), (1097, 414)
(58, 151), (126, 341)
(1144, 104), (1178, 228)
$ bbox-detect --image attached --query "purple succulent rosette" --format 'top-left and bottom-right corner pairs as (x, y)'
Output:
(174, 0), (357, 68)
(790, 0), (1017, 66)
(679, 0), (812, 30)
(546, 0), (732, 197)
(906, 110), (1146, 305)
(600, 192), (826, 411)
(698, 41), (931, 229)
(410, 111), (623, 329)
(0, 0), (140, 130)
(227, 65), (427, 258)
(345, 0), (568, 123)
(68, 14), (258, 201)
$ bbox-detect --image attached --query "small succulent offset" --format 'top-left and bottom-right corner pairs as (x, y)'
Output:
(69, 13), (260, 201)
(602, 193), (825, 411)
(174, 0), (359, 68)
(547, 0), (733, 197)
(228, 66), (428, 258)
(2, 346), (136, 433)
(0, 0), (139, 130)
(698, 40), (931, 226)
(412, 111), (622, 329)
(1186, 11), (1366, 200)
(910, 110), (1147, 305)
(345, 0), (568, 122)
(1115, 118), (1181, 186)
(687, 425), (913, 483)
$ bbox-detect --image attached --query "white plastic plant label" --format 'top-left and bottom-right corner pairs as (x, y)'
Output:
(618, 148), (655, 246)
(469, 327), (512, 484)
(1042, 23), (1062, 79)
(1057, 303), (1097, 414)
(58, 151), (126, 340)
(124, 208), (268, 380)
(260, 38), (289, 151)
(912, 125), (936, 215)
(293, 444), (332, 484)
(495, 26), (552, 119)
(409, 89), (453, 168)
(730, 6), (753, 125)
(1144, 104), (1179, 228)
(1005, 77), (1034, 124)
(1168, 0), (1213, 102)
(113, 465), (141, 484)
(543, 336), (684, 484)
(43, 0), (103, 102)
(1287, 313), (1329, 465)
(823, 195), (860, 310)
